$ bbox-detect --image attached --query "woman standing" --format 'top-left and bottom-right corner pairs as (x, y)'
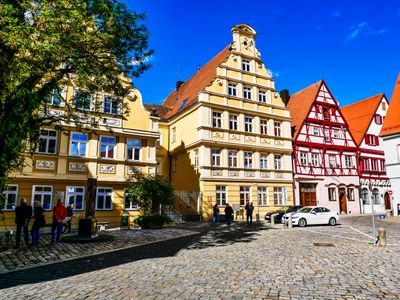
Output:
(31, 201), (45, 245)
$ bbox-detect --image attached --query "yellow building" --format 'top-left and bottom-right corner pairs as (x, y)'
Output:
(1, 76), (159, 228)
(154, 24), (294, 220)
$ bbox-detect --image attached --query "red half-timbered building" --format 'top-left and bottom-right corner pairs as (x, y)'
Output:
(341, 94), (391, 214)
(287, 80), (360, 214)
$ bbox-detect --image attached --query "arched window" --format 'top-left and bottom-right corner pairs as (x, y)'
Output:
(361, 188), (369, 204)
(372, 188), (380, 204)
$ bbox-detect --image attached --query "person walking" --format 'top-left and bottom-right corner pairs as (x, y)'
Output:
(213, 202), (220, 224)
(245, 201), (254, 226)
(63, 203), (74, 234)
(15, 198), (32, 248)
(224, 203), (234, 225)
(31, 201), (45, 245)
(51, 199), (67, 244)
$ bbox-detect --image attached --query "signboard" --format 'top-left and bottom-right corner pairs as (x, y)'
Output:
(388, 190), (393, 195)
(233, 203), (240, 212)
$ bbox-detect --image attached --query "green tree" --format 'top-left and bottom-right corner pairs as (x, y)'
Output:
(0, 0), (153, 207)
(127, 173), (174, 215)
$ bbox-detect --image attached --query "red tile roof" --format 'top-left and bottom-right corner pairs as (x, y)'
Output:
(161, 46), (231, 119)
(381, 72), (400, 136)
(341, 94), (384, 146)
(286, 80), (323, 140)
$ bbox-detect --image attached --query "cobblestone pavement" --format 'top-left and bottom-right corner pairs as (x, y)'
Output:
(0, 227), (196, 274)
(1, 219), (400, 299)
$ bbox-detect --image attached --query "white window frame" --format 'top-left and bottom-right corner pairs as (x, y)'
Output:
(211, 149), (221, 167)
(347, 188), (355, 201)
(65, 186), (85, 210)
(258, 187), (268, 206)
(96, 187), (113, 210)
(244, 151), (253, 169)
(274, 187), (285, 206)
(70, 132), (88, 157)
(372, 188), (380, 204)
(243, 86), (252, 100)
(228, 150), (238, 168)
(216, 186), (227, 206)
(45, 86), (66, 106)
(300, 152), (308, 165)
(127, 139), (142, 161)
(274, 122), (282, 137)
(74, 89), (94, 111)
(228, 83), (237, 97)
(99, 136), (116, 159)
(313, 126), (319, 135)
(194, 149), (199, 167)
(361, 188), (369, 204)
(311, 153), (319, 167)
(239, 186), (251, 206)
(229, 115), (238, 131)
(38, 129), (58, 154)
(103, 95), (120, 114)
(212, 111), (222, 128)
(260, 119), (268, 135)
(328, 187), (337, 201)
(2, 184), (18, 211)
(324, 128), (331, 142)
(32, 185), (53, 211)
(333, 130), (340, 138)
(124, 189), (139, 211)
(345, 155), (352, 168)
(245, 117), (253, 132)
(259, 90), (266, 103)
(172, 127), (176, 143)
(274, 155), (282, 170)
(260, 154), (268, 169)
(242, 60), (250, 72)
(328, 155), (336, 167)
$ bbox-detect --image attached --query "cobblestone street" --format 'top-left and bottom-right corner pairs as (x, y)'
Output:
(1, 216), (400, 299)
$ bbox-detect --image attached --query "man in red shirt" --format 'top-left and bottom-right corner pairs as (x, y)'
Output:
(51, 199), (67, 244)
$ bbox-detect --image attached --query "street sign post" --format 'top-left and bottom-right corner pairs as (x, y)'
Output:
(369, 182), (376, 243)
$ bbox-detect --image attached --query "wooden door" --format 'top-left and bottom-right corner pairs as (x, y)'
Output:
(299, 183), (317, 206)
(339, 187), (347, 214)
(384, 193), (391, 210)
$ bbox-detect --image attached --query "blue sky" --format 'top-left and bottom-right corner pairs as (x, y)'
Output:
(129, 0), (400, 107)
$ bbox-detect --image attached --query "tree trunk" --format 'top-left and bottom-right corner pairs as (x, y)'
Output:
(85, 178), (97, 218)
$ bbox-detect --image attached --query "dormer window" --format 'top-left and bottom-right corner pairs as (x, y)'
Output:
(178, 98), (187, 110)
(242, 60), (250, 72)
(374, 114), (382, 125)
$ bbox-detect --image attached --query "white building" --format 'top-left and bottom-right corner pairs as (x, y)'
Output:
(380, 73), (400, 216)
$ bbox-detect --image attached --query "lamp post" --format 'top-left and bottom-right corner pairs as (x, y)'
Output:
(369, 181), (376, 243)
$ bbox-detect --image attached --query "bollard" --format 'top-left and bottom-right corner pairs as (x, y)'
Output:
(378, 227), (387, 247)
(271, 215), (275, 225)
(256, 213), (260, 223)
(288, 214), (293, 229)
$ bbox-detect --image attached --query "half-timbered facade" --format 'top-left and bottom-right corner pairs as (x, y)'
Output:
(341, 94), (391, 214)
(287, 81), (360, 214)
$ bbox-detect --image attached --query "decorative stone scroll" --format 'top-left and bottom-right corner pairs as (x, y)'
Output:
(261, 172), (270, 178)
(275, 172), (284, 179)
(99, 164), (116, 174)
(68, 162), (86, 172)
(245, 171), (254, 177)
(245, 136), (256, 142)
(35, 160), (55, 170)
(212, 132), (224, 138)
(102, 117), (121, 127)
(229, 170), (239, 177)
(212, 170), (222, 176)
(126, 166), (140, 175)
(230, 134), (240, 140)
(261, 138), (270, 144)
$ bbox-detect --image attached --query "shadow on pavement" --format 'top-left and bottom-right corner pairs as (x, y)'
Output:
(0, 222), (271, 289)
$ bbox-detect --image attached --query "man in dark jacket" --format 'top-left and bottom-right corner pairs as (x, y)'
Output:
(63, 203), (74, 234)
(15, 198), (33, 248)
(245, 201), (254, 226)
(224, 203), (234, 225)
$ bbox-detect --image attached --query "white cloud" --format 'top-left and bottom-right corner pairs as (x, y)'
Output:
(130, 55), (153, 66)
(346, 21), (387, 41)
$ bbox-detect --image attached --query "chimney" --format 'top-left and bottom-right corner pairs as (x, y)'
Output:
(280, 89), (290, 105)
(176, 81), (184, 90)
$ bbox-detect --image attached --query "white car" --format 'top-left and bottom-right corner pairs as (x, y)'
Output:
(282, 206), (339, 227)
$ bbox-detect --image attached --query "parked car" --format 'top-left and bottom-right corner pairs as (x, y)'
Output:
(265, 206), (303, 223)
(282, 206), (339, 227)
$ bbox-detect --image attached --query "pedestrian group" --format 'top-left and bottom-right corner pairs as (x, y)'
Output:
(213, 201), (254, 226)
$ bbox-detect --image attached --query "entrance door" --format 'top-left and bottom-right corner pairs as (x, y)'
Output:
(299, 183), (317, 206)
(384, 193), (391, 210)
(339, 187), (347, 214)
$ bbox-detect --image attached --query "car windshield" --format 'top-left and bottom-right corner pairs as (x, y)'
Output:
(297, 207), (313, 213)
(288, 206), (301, 212)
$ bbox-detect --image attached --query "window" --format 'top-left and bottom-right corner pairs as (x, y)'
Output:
(374, 114), (382, 125)
(260, 154), (268, 169)
(331, 108), (336, 116)
(124, 190), (139, 210)
(311, 153), (319, 167)
(300, 152), (308, 165)
(372, 188), (380, 204)
(172, 157), (177, 172)
(345, 155), (352, 168)
(323, 107), (329, 120)
(74, 90), (93, 110)
(328, 155), (336, 167)
(38, 129), (58, 154)
(70, 133), (88, 157)
(328, 188), (336, 201)
(229, 115), (238, 130)
(371, 159), (378, 171)
(274, 187), (285, 206)
(157, 133), (163, 148)
(347, 188), (355, 201)
(178, 99), (187, 110)
(239, 186), (250, 206)
(66, 187), (84, 210)
(382, 102), (386, 111)
(313, 126), (319, 135)
(172, 127), (176, 143)
(260, 119), (268, 135)
(242, 60), (250, 72)
(243, 86), (252, 100)
(99, 136), (116, 159)
(274, 122), (281, 137)
(96, 188), (112, 210)
(216, 186), (227, 206)
(2, 185), (18, 210)
(333, 130), (340, 138)
(45, 87), (65, 106)
(103, 96), (120, 114)
(245, 117), (253, 132)
(228, 150), (237, 168)
(244, 151), (253, 169)
(361, 158), (370, 171)
(32, 186), (52, 210)
(259, 90), (266, 103)
(365, 134), (379, 146)
(211, 149), (221, 166)
(258, 187), (268, 206)
(361, 188), (369, 204)
(194, 149), (199, 167)
(274, 155), (282, 170)
(127, 139), (141, 161)
(324, 129), (331, 142)
(228, 83), (237, 96)
(212, 112), (222, 128)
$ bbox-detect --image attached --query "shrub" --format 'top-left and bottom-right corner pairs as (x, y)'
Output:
(133, 214), (172, 229)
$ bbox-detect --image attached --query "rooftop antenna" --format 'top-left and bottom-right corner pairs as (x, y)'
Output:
(197, 64), (201, 71)
(177, 58), (181, 81)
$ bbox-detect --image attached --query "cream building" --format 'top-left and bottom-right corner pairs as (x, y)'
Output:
(153, 24), (293, 220)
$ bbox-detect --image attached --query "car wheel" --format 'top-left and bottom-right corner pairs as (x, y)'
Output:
(329, 217), (337, 226)
(298, 218), (307, 227)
